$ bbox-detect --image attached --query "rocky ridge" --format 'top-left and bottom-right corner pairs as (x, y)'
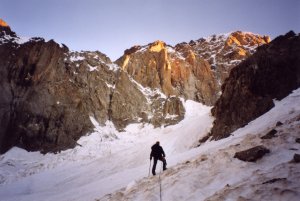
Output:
(185, 31), (270, 84)
(0, 20), (184, 153)
(116, 31), (270, 105)
(209, 31), (300, 140)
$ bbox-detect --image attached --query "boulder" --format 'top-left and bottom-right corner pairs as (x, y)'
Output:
(293, 154), (300, 163)
(261, 129), (278, 139)
(234, 145), (270, 162)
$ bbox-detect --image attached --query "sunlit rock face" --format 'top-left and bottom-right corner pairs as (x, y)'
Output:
(116, 41), (218, 105)
(186, 31), (270, 86)
(209, 31), (300, 140)
(116, 31), (270, 105)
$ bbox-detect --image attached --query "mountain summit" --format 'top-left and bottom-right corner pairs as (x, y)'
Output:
(116, 31), (270, 105)
(0, 18), (15, 37)
(0, 19), (9, 27)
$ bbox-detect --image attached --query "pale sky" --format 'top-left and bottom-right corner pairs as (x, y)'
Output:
(1, 0), (299, 60)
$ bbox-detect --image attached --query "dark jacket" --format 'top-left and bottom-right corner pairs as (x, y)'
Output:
(150, 143), (165, 159)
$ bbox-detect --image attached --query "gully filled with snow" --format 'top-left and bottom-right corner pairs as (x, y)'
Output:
(1, 89), (300, 201)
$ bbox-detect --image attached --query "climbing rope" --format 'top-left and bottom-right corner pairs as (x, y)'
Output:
(159, 162), (163, 201)
(148, 160), (152, 177)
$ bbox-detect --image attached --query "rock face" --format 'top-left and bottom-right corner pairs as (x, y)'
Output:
(209, 31), (300, 140)
(0, 20), (185, 153)
(116, 32), (269, 105)
(0, 34), (112, 153)
(188, 31), (270, 85)
(116, 40), (218, 105)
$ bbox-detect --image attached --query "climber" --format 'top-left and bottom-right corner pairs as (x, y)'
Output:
(150, 141), (167, 175)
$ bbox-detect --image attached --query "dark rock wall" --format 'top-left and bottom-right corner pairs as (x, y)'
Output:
(210, 31), (300, 140)
(0, 39), (97, 153)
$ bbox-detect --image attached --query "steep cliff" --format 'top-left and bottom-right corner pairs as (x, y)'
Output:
(116, 40), (218, 105)
(209, 31), (300, 140)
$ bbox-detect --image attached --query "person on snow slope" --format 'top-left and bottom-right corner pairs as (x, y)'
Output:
(150, 141), (167, 175)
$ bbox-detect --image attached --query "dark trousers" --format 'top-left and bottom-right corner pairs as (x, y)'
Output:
(152, 157), (167, 175)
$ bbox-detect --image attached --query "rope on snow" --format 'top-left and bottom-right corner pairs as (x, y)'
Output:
(159, 162), (163, 201)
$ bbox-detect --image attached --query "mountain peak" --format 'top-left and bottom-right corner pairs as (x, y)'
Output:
(0, 18), (14, 36)
(148, 40), (166, 52)
(0, 19), (9, 27)
(226, 31), (270, 47)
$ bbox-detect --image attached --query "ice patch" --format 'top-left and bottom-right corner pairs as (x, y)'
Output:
(107, 63), (120, 71)
(105, 82), (115, 89)
(70, 55), (85, 62)
(0, 34), (30, 45)
(87, 64), (98, 72)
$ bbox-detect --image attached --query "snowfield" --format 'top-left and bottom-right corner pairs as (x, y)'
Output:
(1, 88), (300, 201)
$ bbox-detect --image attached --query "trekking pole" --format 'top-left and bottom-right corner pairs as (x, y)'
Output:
(148, 159), (152, 177)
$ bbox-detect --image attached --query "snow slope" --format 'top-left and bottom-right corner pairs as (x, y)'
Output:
(100, 88), (300, 201)
(0, 100), (212, 201)
(0, 88), (300, 201)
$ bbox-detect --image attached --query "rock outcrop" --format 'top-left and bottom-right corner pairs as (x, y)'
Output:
(209, 31), (300, 140)
(116, 31), (270, 105)
(234, 145), (270, 162)
(0, 20), (185, 153)
(261, 129), (278, 139)
(293, 154), (300, 163)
